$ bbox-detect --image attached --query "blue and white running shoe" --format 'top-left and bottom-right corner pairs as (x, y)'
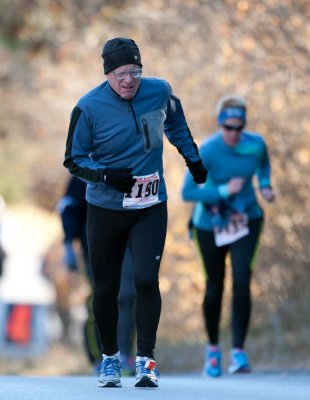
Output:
(202, 346), (222, 378)
(228, 349), (251, 374)
(97, 353), (122, 387)
(135, 356), (159, 388)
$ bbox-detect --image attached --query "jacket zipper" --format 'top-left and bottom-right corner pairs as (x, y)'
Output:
(128, 101), (140, 135)
(142, 118), (150, 150)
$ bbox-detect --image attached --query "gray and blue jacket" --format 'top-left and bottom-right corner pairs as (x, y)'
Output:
(182, 131), (272, 231)
(64, 77), (201, 210)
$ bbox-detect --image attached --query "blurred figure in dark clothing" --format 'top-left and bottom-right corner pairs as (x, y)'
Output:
(58, 176), (136, 374)
(58, 176), (89, 275)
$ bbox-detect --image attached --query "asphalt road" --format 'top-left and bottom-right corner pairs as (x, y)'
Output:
(0, 372), (309, 400)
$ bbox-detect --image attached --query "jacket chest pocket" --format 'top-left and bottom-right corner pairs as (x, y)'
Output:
(140, 110), (166, 152)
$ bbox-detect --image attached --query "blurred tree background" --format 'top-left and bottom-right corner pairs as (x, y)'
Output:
(0, 0), (309, 373)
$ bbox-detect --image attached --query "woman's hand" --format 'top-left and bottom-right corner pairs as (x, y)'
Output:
(227, 177), (245, 195)
(261, 187), (275, 202)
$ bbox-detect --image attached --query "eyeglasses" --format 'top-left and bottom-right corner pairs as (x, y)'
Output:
(113, 69), (142, 80)
(222, 124), (244, 132)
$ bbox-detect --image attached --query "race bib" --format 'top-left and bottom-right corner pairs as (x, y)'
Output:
(123, 171), (160, 209)
(214, 213), (249, 247)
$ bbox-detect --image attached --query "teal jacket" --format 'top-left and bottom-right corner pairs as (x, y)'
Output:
(182, 131), (272, 231)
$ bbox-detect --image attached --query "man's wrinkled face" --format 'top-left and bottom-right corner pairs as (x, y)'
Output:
(107, 64), (142, 100)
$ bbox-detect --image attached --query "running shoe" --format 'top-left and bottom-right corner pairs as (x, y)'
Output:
(202, 345), (222, 378)
(135, 356), (159, 388)
(97, 353), (122, 387)
(228, 348), (251, 374)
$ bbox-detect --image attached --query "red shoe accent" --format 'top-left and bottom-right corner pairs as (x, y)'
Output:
(145, 360), (156, 370)
(210, 358), (217, 367)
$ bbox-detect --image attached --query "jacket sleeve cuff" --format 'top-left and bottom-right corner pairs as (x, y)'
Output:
(218, 184), (230, 199)
(259, 178), (271, 189)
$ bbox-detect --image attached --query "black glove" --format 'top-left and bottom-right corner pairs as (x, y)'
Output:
(103, 167), (136, 194)
(187, 160), (208, 184)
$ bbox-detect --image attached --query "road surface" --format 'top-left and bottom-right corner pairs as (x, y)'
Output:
(0, 372), (309, 400)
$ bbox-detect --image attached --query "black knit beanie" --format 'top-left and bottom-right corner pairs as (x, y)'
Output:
(101, 37), (142, 74)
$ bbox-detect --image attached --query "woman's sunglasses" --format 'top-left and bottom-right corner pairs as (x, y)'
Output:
(222, 124), (244, 132)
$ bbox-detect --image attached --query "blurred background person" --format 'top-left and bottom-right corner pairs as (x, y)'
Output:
(0, 199), (57, 360)
(182, 94), (275, 377)
(0, 195), (6, 278)
(57, 175), (136, 374)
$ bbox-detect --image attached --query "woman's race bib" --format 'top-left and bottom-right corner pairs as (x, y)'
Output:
(123, 171), (160, 209)
(214, 213), (249, 247)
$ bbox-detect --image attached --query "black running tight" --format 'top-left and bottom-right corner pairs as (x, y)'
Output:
(193, 218), (263, 348)
(86, 201), (167, 358)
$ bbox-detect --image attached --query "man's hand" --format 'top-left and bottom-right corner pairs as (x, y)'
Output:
(103, 167), (136, 194)
(188, 160), (208, 184)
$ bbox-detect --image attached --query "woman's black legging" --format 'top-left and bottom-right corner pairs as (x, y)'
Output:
(86, 201), (167, 359)
(193, 218), (263, 348)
